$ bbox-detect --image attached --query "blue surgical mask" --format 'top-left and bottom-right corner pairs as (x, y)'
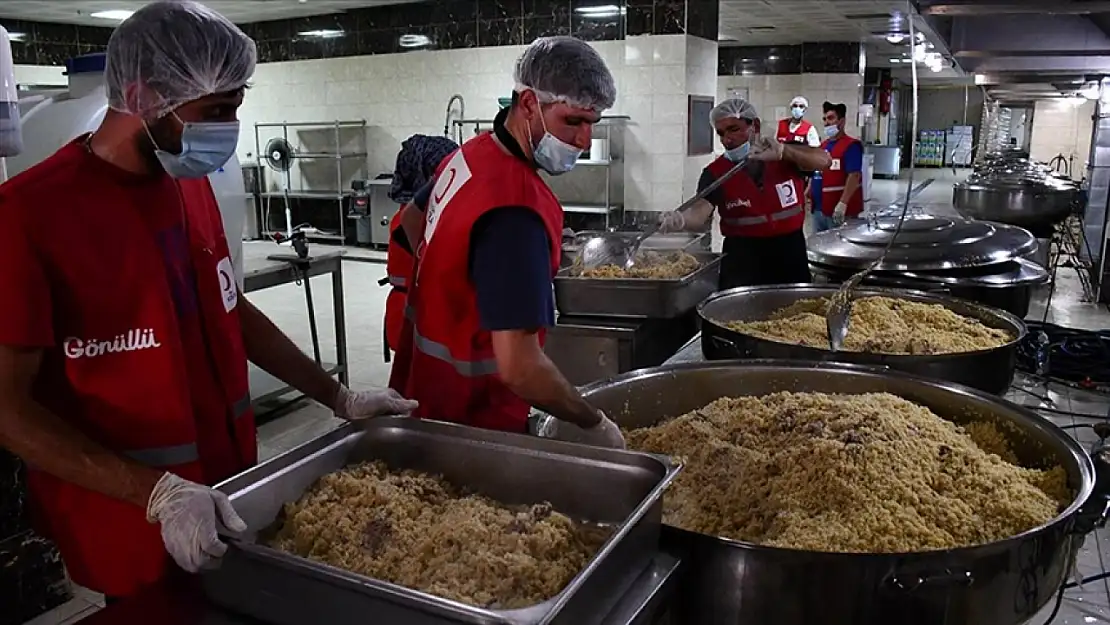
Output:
(791, 106), (805, 119)
(531, 115), (583, 175)
(824, 124), (840, 138)
(724, 142), (750, 163)
(147, 114), (240, 179)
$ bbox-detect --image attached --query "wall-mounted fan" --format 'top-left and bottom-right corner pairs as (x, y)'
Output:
(263, 137), (296, 241)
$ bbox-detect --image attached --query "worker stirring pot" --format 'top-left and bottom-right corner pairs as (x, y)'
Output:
(388, 36), (624, 449)
(0, 0), (417, 602)
(657, 98), (831, 290)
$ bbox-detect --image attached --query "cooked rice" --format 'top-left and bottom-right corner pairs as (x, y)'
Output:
(266, 462), (610, 609)
(724, 296), (1012, 354)
(581, 251), (700, 279)
(625, 391), (1069, 552)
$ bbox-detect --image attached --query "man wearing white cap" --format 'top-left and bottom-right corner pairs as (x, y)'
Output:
(777, 96), (821, 147)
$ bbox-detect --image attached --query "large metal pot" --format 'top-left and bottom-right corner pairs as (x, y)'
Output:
(953, 179), (1078, 233)
(807, 215), (1048, 318)
(808, 258), (1048, 319)
(565, 361), (1109, 625)
(697, 285), (1026, 394)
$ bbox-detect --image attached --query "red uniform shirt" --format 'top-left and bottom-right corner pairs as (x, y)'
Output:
(777, 118), (814, 145)
(389, 133), (562, 433)
(705, 156), (807, 238)
(0, 138), (255, 597)
(383, 208), (411, 354)
(818, 135), (864, 218)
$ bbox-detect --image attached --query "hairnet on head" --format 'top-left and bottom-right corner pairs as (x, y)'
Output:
(106, 0), (257, 119)
(790, 95), (809, 108)
(514, 36), (616, 112)
(710, 98), (759, 125)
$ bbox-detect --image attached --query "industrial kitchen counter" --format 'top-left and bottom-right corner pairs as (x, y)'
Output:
(77, 551), (683, 625)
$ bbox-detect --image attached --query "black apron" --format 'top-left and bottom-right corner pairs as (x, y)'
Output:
(719, 229), (811, 291)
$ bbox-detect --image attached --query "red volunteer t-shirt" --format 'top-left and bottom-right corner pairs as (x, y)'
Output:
(0, 139), (238, 484)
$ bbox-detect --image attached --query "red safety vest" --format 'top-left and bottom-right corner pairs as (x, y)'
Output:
(388, 133), (562, 433)
(382, 209), (411, 357)
(707, 156), (807, 238)
(819, 135), (864, 218)
(10, 144), (255, 598)
(777, 118), (813, 145)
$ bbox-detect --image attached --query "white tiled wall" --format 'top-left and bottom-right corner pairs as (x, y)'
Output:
(717, 73), (864, 141)
(1029, 98), (1096, 180)
(9, 35), (714, 214)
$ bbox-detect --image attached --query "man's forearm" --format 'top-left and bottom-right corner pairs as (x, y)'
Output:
(0, 397), (162, 508)
(500, 353), (600, 428)
(782, 144), (832, 171)
(239, 297), (342, 411)
(681, 199), (715, 230)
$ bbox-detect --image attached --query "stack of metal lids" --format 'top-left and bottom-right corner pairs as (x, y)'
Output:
(807, 214), (1048, 288)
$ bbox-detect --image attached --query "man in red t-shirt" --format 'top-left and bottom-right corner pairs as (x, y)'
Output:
(0, 0), (416, 600)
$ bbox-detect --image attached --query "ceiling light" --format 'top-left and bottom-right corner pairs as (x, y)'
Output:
(298, 29), (344, 38)
(768, 54), (779, 60)
(90, 10), (134, 21)
(399, 34), (431, 48)
(885, 33), (905, 44)
(575, 5), (624, 18)
(6, 32), (25, 42)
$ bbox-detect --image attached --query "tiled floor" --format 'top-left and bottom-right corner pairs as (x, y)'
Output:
(26, 168), (1110, 624)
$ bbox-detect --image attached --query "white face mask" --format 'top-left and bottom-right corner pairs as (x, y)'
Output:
(530, 114), (583, 175)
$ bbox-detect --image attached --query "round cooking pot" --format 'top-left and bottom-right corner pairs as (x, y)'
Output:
(953, 180), (1078, 230)
(538, 361), (1110, 625)
(697, 284), (1026, 394)
(807, 259), (1048, 319)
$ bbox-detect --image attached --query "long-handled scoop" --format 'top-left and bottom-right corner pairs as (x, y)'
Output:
(581, 154), (751, 272)
(825, 4), (920, 351)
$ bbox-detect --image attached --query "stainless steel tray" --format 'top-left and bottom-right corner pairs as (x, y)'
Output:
(202, 418), (679, 625)
(554, 252), (723, 319)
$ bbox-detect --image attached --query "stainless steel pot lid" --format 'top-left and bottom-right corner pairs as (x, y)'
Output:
(806, 214), (1038, 271)
(810, 256), (1049, 288)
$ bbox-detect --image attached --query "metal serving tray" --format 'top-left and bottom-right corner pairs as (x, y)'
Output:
(553, 252), (723, 319)
(202, 418), (679, 625)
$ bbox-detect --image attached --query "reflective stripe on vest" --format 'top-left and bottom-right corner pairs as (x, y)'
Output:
(722, 205), (804, 227)
(122, 391), (252, 467)
(388, 275), (407, 287)
(822, 185), (845, 192)
(404, 306), (499, 377)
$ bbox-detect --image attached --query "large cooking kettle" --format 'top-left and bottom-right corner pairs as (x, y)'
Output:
(953, 158), (1080, 231)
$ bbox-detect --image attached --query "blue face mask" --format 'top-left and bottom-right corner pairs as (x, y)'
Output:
(725, 141), (750, 163)
(824, 124), (840, 138)
(531, 115), (583, 175)
(791, 106), (805, 119)
(147, 114), (240, 179)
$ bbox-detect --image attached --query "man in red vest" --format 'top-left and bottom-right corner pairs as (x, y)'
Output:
(809, 101), (864, 233)
(0, 0), (416, 601)
(389, 37), (625, 448)
(776, 96), (821, 147)
(658, 98), (831, 289)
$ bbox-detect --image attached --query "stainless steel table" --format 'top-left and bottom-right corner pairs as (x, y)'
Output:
(241, 243), (348, 413)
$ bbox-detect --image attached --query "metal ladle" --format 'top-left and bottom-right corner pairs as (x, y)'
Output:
(825, 4), (921, 351)
(576, 154), (750, 273)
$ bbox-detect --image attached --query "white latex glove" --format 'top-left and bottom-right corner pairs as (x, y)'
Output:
(577, 411), (626, 449)
(334, 385), (419, 420)
(833, 201), (848, 224)
(658, 211), (686, 233)
(749, 135), (784, 162)
(146, 472), (247, 573)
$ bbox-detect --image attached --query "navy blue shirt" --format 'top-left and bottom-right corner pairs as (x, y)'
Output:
(407, 179), (554, 332)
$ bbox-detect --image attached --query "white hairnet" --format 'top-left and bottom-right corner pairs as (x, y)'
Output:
(710, 98), (759, 125)
(106, 0), (257, 119)
(514, 36), (616, 112)
(790, 95), (809, 108)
